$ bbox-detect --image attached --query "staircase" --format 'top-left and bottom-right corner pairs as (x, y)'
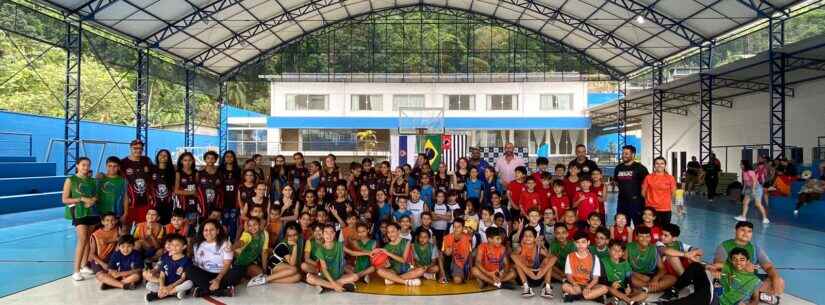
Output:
(0, 156), (64, 214)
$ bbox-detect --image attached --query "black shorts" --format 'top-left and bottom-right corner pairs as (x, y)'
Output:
(520, 277), (544, 287)
(72, 216), (100, 226)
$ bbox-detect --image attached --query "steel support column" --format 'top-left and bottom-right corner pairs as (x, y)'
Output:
(769, 17), (786, 159)
(218, 81), (228, 154)
(63, 20), (81, 174)
(699, 43), (713, 163)
(184, 69), (195, 148)
(651, 64), (664, 161)
(135, 48), (150, 151)
(616, 79), (627, 160)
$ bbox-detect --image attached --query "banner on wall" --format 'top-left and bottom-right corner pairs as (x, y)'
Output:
(443, 134), (467, 173)
(421, 135), (442, 170)
(391, 135), (417, 168)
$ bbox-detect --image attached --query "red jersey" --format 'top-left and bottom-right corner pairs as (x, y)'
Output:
(591, 183), (605, 214)
(531, 171), (549, 190)
(565, 224), (578, 241)
(507, 180), (526, 206)
(518, 190), (548, 216)
(611, 225), (631, 243)
(574, 190), (599, 221)
(635, 224), (662, 243)
(563, 178), (580, 204)
(549, 194), (570, 220)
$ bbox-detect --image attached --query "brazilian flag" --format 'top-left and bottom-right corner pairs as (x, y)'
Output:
(421, 135), (442, 171)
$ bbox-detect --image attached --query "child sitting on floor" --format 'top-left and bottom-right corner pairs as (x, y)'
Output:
(143, 233), (192, 301)
(96, 234), (142, 290)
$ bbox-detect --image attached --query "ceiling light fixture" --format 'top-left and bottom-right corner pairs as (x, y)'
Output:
(635, 15), (645, 24)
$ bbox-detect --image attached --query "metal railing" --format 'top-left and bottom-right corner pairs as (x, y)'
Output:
(44, 138), (131, 173)
(0, 131), (33, 157)
(227, 140), (391, 157)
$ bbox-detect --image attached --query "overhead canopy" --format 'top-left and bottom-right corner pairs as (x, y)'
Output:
(43, 0), (799, 76)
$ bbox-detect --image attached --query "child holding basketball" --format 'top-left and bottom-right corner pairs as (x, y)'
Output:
(512, 227), (556, 298)
(96, 235), (142, 290)
(472, 227), (515, 289)
(143, 234), (192, 301)
(561, 231), (607, 303)
(247, 221), (303, 287)
(350, 222), (377, 283)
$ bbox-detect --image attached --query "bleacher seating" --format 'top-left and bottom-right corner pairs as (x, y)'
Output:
(0, 156), (64, 214)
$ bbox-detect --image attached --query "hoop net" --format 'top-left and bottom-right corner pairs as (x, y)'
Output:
(398, 107), (445, 135)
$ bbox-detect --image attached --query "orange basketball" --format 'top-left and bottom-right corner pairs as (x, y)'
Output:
(371, 251), (389, 268)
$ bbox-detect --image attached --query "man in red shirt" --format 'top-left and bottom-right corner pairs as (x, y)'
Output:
(518, 177), (548, 218)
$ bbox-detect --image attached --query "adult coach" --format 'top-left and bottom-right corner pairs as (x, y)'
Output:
(495, 142), (526, 184)
(121, 139), (155, 230)
(468, 146), (490, 174)
(568, 144), (599, 177)
(613, 145), (648, 226)
(713, 221), (785, 304)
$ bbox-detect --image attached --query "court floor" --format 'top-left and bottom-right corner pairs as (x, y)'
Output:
(1, 194), (823, 305)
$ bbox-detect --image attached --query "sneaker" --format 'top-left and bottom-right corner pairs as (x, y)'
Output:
(759, 292), (780, 305)
(342, 283), (356, 292)
(247, 274), (268, 287)
(71, 272), (84, 281)
(80, 266), (94, 275)
(734, 215), (747, 222)
(493, 281), (502, 289)
(660, 287), (678, 300)
(521, 284), (534, 298)
(363, 275), (370, 284)
(145, 292), (160, 302)
(191, 287), (205, 298)
(384, 279), (394, 285)
(176, 290), (186, 300)
(763, 218), (771, 224)
(122, 283), (136, 290)
(317, 286), (332, 294)
(499, 282), (515, 290)
(423, 272), (436, 280)
(225, 286), (235, 297)
(404, 279), (421, 286)
(541, 284), (554, 298)
(563, 293), (575, 302)
(100, 283), (113, 291)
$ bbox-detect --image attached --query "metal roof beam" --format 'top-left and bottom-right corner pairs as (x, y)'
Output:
(735, 0), (788, 18)
(602, 0), (707, 45)
(220, 4), (626, 80)
(714, 77), (794, 97)
(71, 0), (120, 20)
(501, 0), (658, 65)
(140, 0), (243, 46)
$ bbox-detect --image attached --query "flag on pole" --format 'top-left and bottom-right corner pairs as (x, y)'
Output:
(421, 135), (442, 171)
(391, 135), (417, 168)
(443, 134), (467, 173)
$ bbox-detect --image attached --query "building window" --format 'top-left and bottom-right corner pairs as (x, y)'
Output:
(445, 95), (475, 111)
(286, 94), (327, 111)
(393, 95), (425, 111)
(540, 94), (573, 110)
(301, 129), (357, 151)
(351, 95), (383, 111)
(228, 128), (267, 156)
(486, 95), (517, 110)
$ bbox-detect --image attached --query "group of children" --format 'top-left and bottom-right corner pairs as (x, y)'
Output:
(62, 147), (775, 304)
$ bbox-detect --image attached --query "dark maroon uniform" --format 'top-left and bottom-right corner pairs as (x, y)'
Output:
(197, 169), (223, 216)
(121, 156), (154, 223)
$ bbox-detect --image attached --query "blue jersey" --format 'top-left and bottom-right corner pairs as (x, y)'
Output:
(159, 254), (192, 285)
(420, 185), (434, 209)
(465, 178), (483, 199)
(108, 250), (142, 272)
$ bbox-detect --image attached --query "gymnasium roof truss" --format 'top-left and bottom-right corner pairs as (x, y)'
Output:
(37, 0), (803, 78)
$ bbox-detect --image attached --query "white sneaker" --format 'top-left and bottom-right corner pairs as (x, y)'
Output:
(71, 272), (84, 281)
(246, 274), (267, 287)
(493, 281), (502, 288)
(763, 218), (771, 224)
(423, 272), (436, 280)
(521, 285), (534, 298)
(79, 266), (94, 275)
(384, 279), (394, 285)
(734, 215), (747, 222)
(176, 290), (186, 300)
(541, 285), (554, 298)
(404, 279), (421, 286)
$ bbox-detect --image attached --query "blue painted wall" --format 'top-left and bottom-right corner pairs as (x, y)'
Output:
(587, 92), (621, 108)
(0, 111), (217, 174)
